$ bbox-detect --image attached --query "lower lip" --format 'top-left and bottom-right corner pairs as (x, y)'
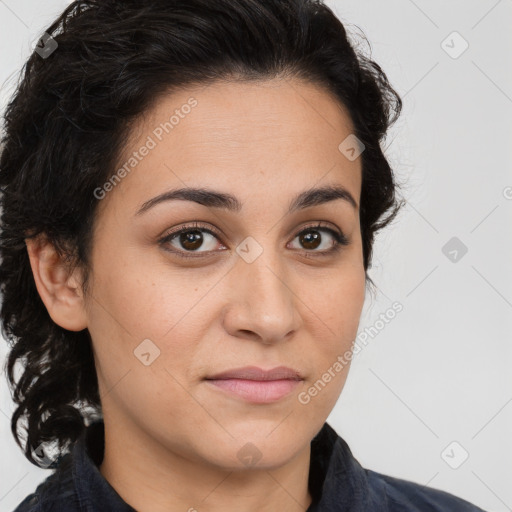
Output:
(205, 378), (301, 403)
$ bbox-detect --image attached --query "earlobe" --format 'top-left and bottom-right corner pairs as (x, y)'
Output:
(25, 235), (88, 332)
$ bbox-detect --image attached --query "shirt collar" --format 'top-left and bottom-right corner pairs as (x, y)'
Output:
(307, 422), (369, 511)
(72, 420), (136, 512)
(72, 420), (367, 511)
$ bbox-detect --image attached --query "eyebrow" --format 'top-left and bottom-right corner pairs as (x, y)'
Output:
(135, 184), (358, 217)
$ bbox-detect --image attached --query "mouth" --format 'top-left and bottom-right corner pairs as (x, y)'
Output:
(204, 366), (304, 404)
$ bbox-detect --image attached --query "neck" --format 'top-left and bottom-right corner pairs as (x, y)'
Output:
(98, 415), (313, 512)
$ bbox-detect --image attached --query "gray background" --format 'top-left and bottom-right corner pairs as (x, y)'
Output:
(0, 1), (511, 511)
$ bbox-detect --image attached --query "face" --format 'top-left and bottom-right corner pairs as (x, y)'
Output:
(84, 78), (366, 470)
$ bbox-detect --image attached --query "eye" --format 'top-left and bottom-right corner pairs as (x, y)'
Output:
(159, 221), (349, 259)
(288, 223), (349, 256)
(159, 222), (225, 257)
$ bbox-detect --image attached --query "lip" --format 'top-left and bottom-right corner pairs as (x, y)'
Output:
(205, 366), (303, 404)
(206, 365), (303, 381)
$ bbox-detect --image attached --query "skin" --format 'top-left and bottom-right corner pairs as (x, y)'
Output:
(26, 78), (366, 512)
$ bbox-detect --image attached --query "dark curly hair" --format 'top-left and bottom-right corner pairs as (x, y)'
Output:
(0, 0), (404, 469)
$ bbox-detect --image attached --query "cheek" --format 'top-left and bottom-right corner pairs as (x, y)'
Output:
(86, 259), (207, 428)
(85, 249), (211, 399)
(90, 243), (213, 339)
(307, 264), (366, 338)
(301, 267), (365, 397)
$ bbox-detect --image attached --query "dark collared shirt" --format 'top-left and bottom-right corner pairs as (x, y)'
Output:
(13, 420), (486, 511)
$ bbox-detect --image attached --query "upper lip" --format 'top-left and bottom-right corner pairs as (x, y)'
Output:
(206, 366), (303, 381)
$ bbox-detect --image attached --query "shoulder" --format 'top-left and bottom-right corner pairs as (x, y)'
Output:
(365, 469), (486, 511)
(11, 455), (80, 512)
(12, 492), (40, 512)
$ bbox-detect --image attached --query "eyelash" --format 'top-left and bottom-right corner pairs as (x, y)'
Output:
(158, 221), (349, 260)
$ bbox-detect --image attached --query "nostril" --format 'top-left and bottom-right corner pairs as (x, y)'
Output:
(239, 329), (258, 339)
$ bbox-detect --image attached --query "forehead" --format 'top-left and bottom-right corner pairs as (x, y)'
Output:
(102, 78), (362, 215)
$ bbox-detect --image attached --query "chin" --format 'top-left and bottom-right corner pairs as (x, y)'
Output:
(198, 426), (308, 471)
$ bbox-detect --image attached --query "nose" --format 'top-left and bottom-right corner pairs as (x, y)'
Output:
(221, 250), (302, 345)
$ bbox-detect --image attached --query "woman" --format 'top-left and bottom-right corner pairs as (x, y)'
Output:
(1, 0), (485, 510)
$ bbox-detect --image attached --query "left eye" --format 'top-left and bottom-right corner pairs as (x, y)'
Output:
(289, 226), (346, 252)
(159, 222), (348, 258)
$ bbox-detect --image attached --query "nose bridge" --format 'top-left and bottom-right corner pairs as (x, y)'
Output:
(226, 242), (299, 341)
(240, 245), (292, 310)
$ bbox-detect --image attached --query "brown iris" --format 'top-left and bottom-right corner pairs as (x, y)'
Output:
(299, 230), (321, 250)
(180, 230), (204, 251)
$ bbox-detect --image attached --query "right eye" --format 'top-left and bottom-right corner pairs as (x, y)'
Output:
(159, 222), (227, 258)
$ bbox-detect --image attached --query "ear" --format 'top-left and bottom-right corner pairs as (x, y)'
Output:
(25, 235), (88, 332)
